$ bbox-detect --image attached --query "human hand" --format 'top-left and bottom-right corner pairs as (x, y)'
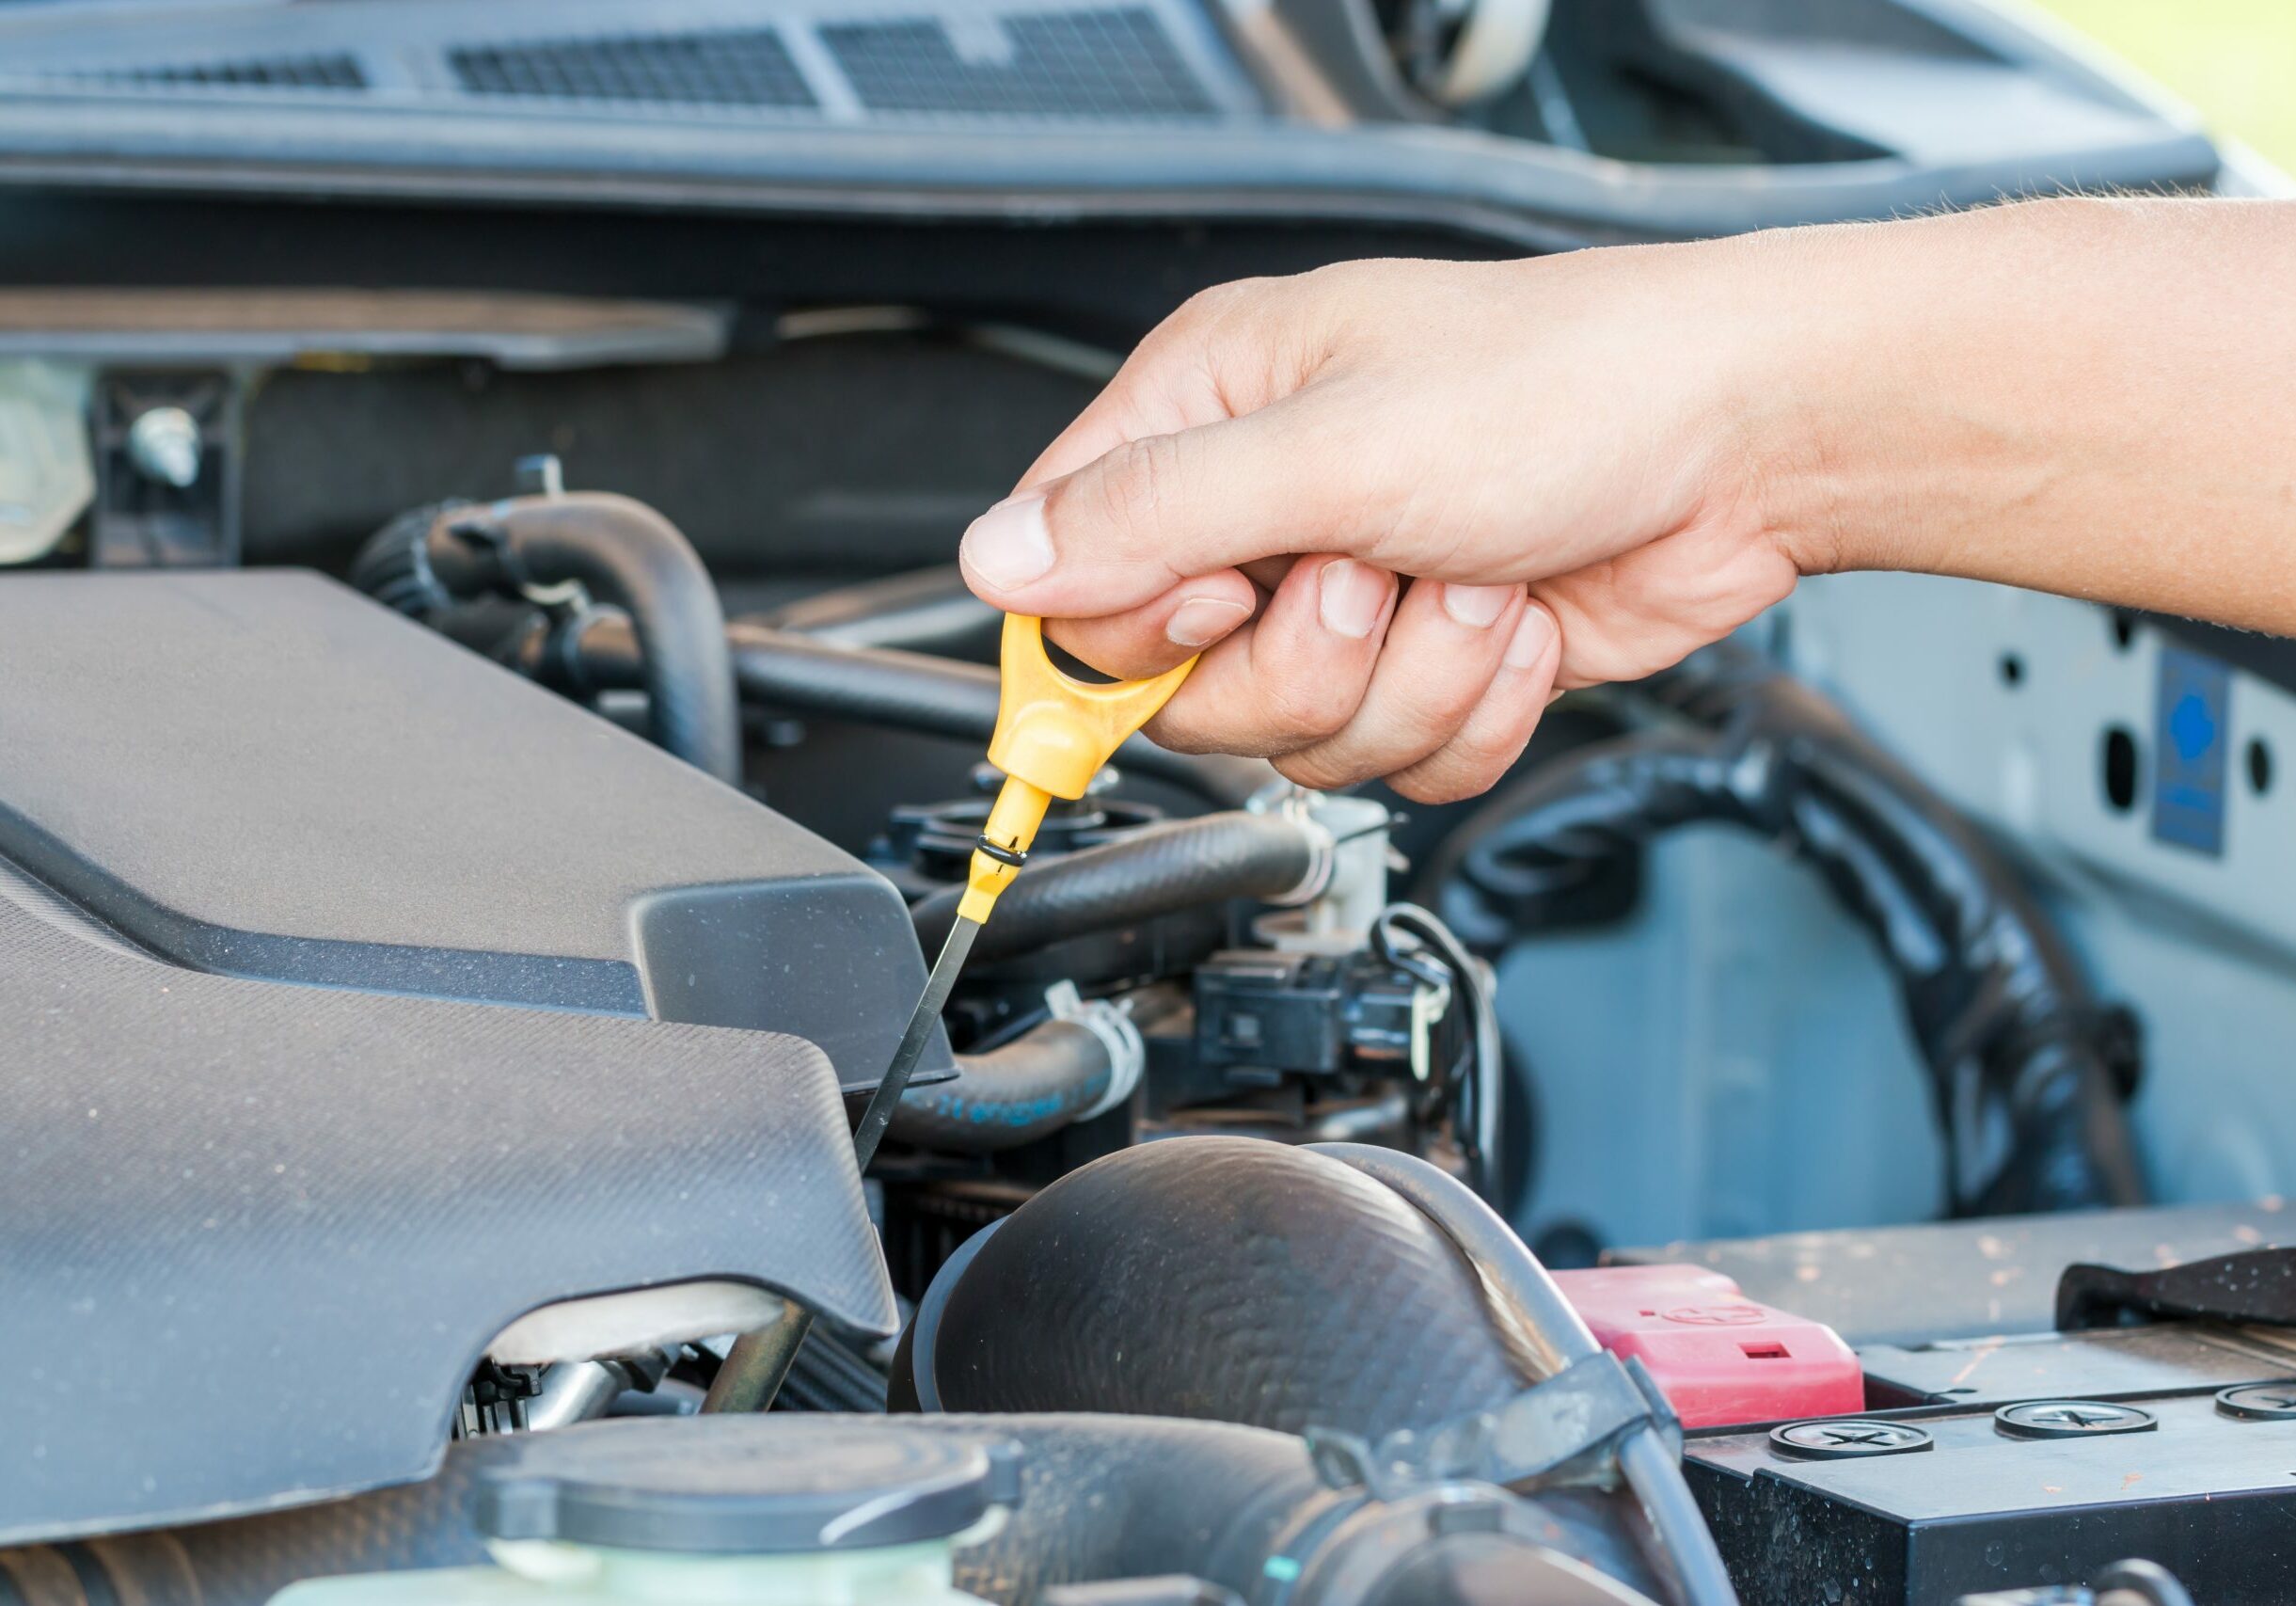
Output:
(962, 199), (2296, 803)
(957, 249), (1803, 803)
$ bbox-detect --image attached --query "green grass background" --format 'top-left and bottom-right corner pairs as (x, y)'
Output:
(2029, 0), (2296, 173)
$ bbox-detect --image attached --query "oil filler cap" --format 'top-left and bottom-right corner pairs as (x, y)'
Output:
(475, 1417), (1021, 1553)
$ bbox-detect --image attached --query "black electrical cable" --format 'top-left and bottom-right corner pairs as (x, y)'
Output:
(1421, 644), (2144, 1216)
(1372, 902), (1506, 1202)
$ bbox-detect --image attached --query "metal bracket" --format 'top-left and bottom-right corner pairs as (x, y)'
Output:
(1306, 1351), (1680, 1502)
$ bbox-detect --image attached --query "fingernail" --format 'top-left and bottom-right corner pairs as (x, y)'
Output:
(1442, 583), (1513, 629)
(960, 491), (1054, 591)
(1166, 596), (1250, 647)
(1318, 559), (1388, 640)
(1504, 606), (1557, 670)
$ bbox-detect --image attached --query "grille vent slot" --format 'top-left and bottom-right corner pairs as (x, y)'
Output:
(450, 27), (818, 110)
(46, 53), (367, 90)
(821, 8), (1216, 118)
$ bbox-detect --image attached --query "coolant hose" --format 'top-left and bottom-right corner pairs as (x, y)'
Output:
(1424, 644), (2145, 1216)
(0, 1415), (1657, 1606)
(897, 1018), (1121, 1153)
(352, 493), (741, 784)
(909, 810), (1321, 962)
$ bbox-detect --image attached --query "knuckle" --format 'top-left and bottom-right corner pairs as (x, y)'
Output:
(1146, 697), (1277, 760)
(1417, 668), (1495, 730)
(1274, 749), (1368, 792)
(1400, 724), (1534, 805)
(1387, 770), (1462, 805)
(1179, 276), (1275, 322)
(1445, 723), (1528, 780)
(1089, 434), (1188, 551)
(1139, 708), (1213, 754)
(1260, 674), (1355, 743)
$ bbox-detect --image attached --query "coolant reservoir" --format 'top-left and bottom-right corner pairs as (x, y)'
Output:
(271, 1418), (1016, 1606)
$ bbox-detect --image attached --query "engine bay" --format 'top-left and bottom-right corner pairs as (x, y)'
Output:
(0, 2), (2293, 1604)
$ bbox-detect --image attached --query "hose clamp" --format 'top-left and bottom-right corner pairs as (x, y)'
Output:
(1251, 785), (1337, 908)
(1307, 1351), (1680, 1502)
(1046, 980), (1144, 1121)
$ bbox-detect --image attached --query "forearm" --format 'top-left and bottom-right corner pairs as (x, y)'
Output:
(1743, 196), (2296, 633)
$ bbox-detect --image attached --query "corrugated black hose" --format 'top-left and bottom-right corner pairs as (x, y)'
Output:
(1421, 644), (2144, 1216)
(352, 493), (741, 785)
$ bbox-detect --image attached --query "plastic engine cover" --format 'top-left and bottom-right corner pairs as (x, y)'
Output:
(0, 568), (948, 1090)
(0, 571), (918, 1543)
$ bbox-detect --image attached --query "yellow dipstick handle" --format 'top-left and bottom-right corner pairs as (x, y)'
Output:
(957, 613), (1196, 924)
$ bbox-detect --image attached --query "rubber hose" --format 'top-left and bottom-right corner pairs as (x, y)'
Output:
(894, 1137), (1544, 1438)
(458, 495), (741, 784)
(895, 1018), (1116, 1153)
(355, 493), (741, 784)
(1309, 1145), (1738, 1606)
(556, 615), (1275, 810)
(1424, 645), (2144, 1216)
(744, 564), (1002, 657)
(909, 811), (1319, 962)
(0, 1415), (1655, 1606)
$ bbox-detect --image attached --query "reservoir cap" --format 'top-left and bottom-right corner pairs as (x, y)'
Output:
(475, 1417), (1021, 1554)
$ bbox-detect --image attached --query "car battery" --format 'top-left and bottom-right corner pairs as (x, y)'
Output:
(1684, 1322), (2296, 1605)
(1552, 1264), (1864, 1428)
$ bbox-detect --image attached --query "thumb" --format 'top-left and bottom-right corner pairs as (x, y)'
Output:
(959, 395), (1342, 618)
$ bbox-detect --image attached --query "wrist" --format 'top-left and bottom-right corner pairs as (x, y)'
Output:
(1724, 195), (2283, 602)
(1719, 199), (2113, 582)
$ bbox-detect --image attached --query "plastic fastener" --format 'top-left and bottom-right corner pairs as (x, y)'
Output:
(1551, 1264), (1863, 1429)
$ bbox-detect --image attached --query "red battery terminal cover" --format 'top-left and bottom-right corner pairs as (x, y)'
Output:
(1548, 1264), (1863, 1428)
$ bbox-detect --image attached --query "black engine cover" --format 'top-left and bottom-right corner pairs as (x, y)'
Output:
(0, 571), (919, 1542)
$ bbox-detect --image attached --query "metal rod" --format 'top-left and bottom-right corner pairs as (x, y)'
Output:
(525, 1360), (626, 1432)
(701, 1300), (815, 1415)
(702, 916), (982, 1413)
(850, 915), (980, 1171)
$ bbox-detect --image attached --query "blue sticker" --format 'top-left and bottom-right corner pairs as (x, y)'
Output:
(2152, 644), (2231, 856)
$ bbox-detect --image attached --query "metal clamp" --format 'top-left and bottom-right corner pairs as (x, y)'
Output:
(1046, 980), (1145, 1121)
(1306, 1350), (1680, 1503)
